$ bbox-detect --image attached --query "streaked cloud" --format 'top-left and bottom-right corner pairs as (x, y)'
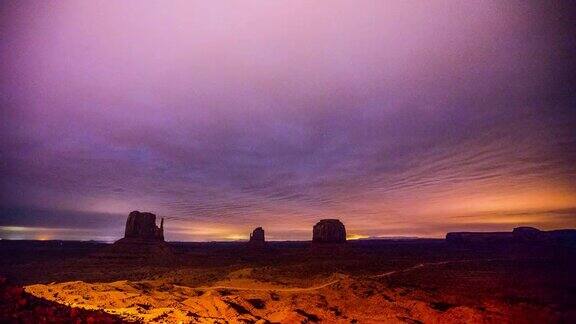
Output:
(1, 1), (575, 241)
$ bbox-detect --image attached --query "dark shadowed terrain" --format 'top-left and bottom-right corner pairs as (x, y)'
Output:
(1, 239), (575, 323)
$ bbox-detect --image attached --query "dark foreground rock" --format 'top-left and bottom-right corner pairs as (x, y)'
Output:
(313, 219), (346, 243)
(0, 276), (126, 323)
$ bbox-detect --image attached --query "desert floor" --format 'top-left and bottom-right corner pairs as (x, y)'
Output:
(1, 239), (575, 323)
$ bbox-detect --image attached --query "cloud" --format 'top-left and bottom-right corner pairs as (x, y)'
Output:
(1, 1), (575, 241)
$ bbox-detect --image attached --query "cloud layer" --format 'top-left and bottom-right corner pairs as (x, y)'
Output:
(1, 1), (575, 241)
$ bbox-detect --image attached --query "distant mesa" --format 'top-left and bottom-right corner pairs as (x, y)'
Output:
(249, 227), (265, 243)
(446, 226), (576, 245)
(124, 210), (164, 241)
(512, 226), (541, 242)
(95, 211), (174, 262)
(445, 231), (512, 244)
(513, 227), (576, 244)
(248, 227), (266, 248)
(313, 219), (346, 243)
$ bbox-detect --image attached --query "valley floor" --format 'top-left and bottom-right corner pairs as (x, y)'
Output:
(1, 240), (574, 323)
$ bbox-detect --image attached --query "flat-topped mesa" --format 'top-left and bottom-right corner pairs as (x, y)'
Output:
(124, 211), (164, 241)
(512, 226), (541, 242)
(446, 227), (576, 246)
(445, 231), (512, 244)
(249, 227), (265, 243)
(313, 219), (346, 243)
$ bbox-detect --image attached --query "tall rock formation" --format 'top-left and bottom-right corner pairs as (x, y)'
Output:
(124, 211), (164, 241)
(313, 219), (346, 243)
(95, 211), (173, 262)
(248, 227), (266, 248)
(249, 227), (265, 243)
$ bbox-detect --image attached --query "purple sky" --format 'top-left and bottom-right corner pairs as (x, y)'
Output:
(1, 1), (575, 241)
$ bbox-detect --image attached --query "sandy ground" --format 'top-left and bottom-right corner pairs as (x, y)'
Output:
(2, 240), (575, 323)
(25, 265), (497, 323)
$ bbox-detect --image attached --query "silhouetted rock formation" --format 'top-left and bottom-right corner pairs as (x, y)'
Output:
(447, 227), (576, 246)
(250, 227), (265, 243)
(95, 211), (174, 262)
(513, 227), (576, 245)
(247, 227), (266, 248)
(313, 219), (346, 243)
(512, 227), (541, 242)
(124, 210), (164, 241)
